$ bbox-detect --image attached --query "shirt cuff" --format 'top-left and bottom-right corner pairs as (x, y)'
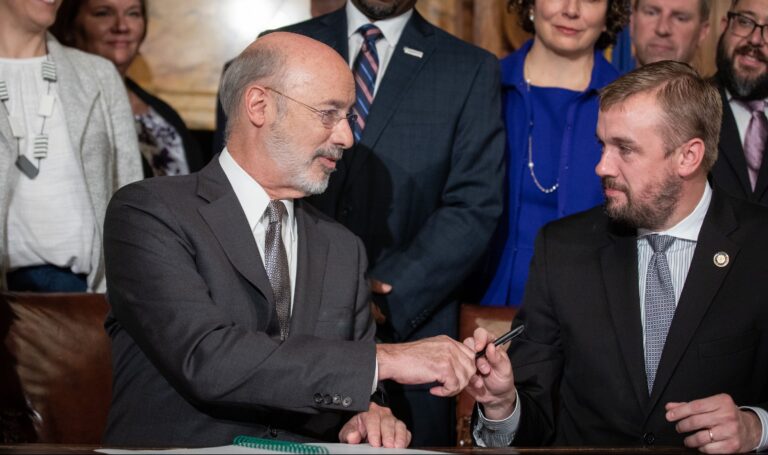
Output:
(741, 406), (768, 452)
(372, 355), (378, 395)
(472, 391), (520, 448)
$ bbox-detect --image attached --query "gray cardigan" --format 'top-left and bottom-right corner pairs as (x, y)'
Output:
(0, 35), (142, 291)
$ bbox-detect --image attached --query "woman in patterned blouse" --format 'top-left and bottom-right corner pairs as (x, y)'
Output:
(52, 0), (204, 177)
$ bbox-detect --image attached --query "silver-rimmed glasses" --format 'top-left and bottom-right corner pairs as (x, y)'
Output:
(265, 87), (357, 128)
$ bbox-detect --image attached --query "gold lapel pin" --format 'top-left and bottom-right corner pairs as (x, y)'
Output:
(713, 252), (729, 268)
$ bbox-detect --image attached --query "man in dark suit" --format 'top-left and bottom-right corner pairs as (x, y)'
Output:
(466, 61), (768, 452)
(102, 32), (477, 448)
(711, 0), (768, 205)
(214, 0), (505, 445)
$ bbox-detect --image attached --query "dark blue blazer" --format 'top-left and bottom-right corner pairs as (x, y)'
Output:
(271, 8), (506, 342)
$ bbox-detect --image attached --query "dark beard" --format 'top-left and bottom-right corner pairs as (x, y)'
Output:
(602, 174), (682, 230)
(716, 34), (768, 101)
(353, 0), (399, 20)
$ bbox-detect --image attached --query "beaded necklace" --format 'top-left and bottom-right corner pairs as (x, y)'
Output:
(0, 55), (57, 179)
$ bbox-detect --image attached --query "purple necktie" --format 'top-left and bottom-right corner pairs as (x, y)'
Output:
(741, 99), (767, 190)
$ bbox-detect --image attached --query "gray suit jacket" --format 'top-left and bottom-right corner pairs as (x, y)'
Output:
(0, 35), (142, 291)
(102, 159), (376, 446)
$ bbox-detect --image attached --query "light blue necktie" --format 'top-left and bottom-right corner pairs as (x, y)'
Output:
(351, 24), (383, 142)
(644, 234), (676, 394)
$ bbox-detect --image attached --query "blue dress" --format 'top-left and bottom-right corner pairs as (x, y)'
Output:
(481, 40), (620, 307)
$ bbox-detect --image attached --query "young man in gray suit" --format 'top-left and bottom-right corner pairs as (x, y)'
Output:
(467, 61), (768, 452)
(102, 32), (476, 448)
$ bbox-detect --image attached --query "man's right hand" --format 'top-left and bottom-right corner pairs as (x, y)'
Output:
(376, 335), (476, 397)
(464, 327), (518, 420)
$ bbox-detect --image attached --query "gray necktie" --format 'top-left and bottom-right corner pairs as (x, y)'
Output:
(644, 234), (676, 394)
(740, 99), (767, 190)
(265, 201), (290, 340)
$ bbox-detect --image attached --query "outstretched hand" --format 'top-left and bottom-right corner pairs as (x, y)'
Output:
(376, 335), (476, 396)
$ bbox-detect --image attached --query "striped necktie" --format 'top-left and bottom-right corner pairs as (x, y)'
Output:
(351, 24), (383, 142)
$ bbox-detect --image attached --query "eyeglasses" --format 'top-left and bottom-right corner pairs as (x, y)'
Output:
(265, 87), (357, 129)
(727, 12), (768, 43)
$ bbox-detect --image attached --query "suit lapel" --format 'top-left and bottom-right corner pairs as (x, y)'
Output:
(601, 223), (648, 411)
(717, 85), (753, 198)
(648, 192), (739, 410)
(344, 12), (435, 183)
(290, 201), (330, 336)
(196, 161), (273, 303)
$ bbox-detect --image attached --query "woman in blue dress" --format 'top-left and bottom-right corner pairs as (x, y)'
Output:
(482, 0), (630, 306)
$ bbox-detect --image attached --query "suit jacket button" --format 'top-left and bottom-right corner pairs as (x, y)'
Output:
(323, 394), (333, 405)
(342, 396), (352, 408)
(269, 427), (278, 438)
(332, 394), (341, 405)
(313, 393), (323, 404)
(643, 432), (655, 445)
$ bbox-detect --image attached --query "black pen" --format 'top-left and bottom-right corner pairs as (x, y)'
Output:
(475, 323), (525, 359)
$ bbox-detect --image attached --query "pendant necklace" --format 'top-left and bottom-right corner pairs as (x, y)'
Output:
(525, 74), (559, 194)
(0, 54), (57, 179)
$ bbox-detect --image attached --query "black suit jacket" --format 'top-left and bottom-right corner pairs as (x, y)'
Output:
(711, 81), (768, 205)
(102, 159), (376, 446)
(268, 8), (505, 342)
(503, 190), (768, 446)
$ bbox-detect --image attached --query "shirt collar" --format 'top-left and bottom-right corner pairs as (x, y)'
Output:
(218, 148), (295, 233)
(346, 1), (413, 47)
(638, 182), (712, 242)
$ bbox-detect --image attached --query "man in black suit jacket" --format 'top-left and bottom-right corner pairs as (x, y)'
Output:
(102, 32), (477, 448)
(467, 61), (768, 452)
(711, 0), (768, 205)
(213, 1), (505, 445)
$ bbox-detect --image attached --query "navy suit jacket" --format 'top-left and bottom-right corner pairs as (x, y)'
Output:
(261, 8), (505, 342)
(711, 80), (768, 206)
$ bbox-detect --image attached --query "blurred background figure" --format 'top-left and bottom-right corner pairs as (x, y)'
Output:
(0, 0), (141, 293)
(52, 0), (203, 177)
(479, 0), (629, 307)
(710, 0), (768, 206)
(630, 0), (710, 67)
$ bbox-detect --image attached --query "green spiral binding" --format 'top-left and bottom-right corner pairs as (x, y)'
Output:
(232, 435), (330, 454)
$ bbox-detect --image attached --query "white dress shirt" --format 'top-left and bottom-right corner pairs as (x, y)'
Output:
(475, 183), (768, 451)
(346, 2), (412, 97)
(219, 149), (297, 310)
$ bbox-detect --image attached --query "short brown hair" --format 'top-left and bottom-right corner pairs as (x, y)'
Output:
(599, 61), (722, 171)
(508, 0), (630, 50)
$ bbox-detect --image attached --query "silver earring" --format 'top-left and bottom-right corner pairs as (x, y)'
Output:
(529, 11), (534, 22)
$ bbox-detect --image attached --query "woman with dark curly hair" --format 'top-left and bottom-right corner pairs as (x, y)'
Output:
(481, 0), (630, 307)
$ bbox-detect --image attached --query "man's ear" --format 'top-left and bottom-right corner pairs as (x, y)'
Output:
(677, 137), (706, 178)
(244, 84), (269, 128)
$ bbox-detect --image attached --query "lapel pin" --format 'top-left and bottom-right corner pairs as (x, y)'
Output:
(403, 47), (423, 58)
(713, 251), (729, 268)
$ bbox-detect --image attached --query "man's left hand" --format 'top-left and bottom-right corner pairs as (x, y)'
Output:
(339, 402), (411, 448)
(370, 279), (392, 324)
(665, 393), (762, 453)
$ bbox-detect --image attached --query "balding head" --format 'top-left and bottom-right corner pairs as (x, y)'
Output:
(219, 32), (353, 141)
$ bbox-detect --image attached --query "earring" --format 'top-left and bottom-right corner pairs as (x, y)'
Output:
(529, 10), (534, 22)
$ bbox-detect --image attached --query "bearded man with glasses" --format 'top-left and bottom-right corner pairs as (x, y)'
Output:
(711, 0), (768, 206)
